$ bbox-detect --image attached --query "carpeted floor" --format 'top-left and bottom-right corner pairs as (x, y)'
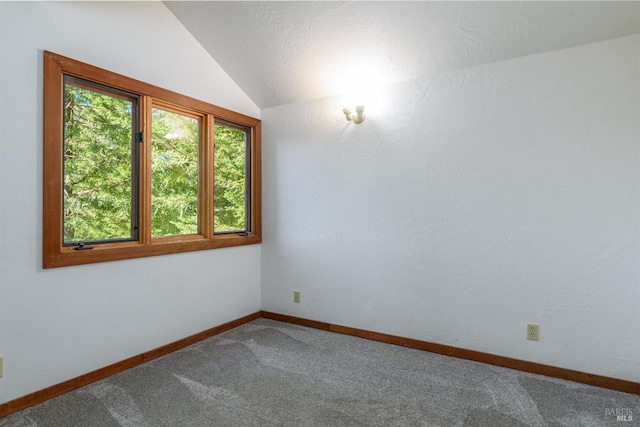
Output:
(1, 319), (638, 426)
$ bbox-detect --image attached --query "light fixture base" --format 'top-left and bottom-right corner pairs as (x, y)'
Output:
(352, 105), (365, 124)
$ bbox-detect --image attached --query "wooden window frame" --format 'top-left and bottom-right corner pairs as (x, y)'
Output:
(43, 51), (261, 268)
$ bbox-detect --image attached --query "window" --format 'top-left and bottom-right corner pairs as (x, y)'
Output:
(214, 120), (251, 234)
(43, 51), (261, 268)
(150, 104), (201, 238)
(62, 77), (140, 245)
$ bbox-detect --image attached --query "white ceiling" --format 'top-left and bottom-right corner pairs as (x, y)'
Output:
(164, 1), (640, 109)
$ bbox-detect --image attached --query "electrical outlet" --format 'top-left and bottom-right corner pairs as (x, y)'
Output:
(527, 323), (539, 341)
(293, 290), (301, 304)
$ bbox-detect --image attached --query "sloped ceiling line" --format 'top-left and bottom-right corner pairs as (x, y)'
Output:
(164, 1), (640, 109)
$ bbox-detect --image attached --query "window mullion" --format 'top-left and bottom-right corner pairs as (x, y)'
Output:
(201, 114), (214, 238)
(139, 95), (153, 245)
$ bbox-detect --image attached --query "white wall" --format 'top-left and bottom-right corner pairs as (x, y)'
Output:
(261, 34), (640, 382)
(0, 2), (261, 403)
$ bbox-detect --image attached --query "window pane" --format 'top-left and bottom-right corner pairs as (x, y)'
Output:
(63, 77), (138, 244)
(151, 108), (199, 237)
(214, 122), (248, 233)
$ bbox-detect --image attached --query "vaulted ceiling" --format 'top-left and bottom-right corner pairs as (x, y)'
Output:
(164, 1), (640, 109)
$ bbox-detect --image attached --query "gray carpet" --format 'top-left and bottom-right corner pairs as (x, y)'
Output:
(1, 319), (638, 426)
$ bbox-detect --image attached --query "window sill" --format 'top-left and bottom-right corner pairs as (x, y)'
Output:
(45, 234), (261, 269)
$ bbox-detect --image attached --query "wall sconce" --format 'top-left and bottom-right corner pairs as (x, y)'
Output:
(342, 106), (365, 124)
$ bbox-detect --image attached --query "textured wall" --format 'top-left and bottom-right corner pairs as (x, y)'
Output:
(0, 2), (260, 403)
(261, 34), (640, 382)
